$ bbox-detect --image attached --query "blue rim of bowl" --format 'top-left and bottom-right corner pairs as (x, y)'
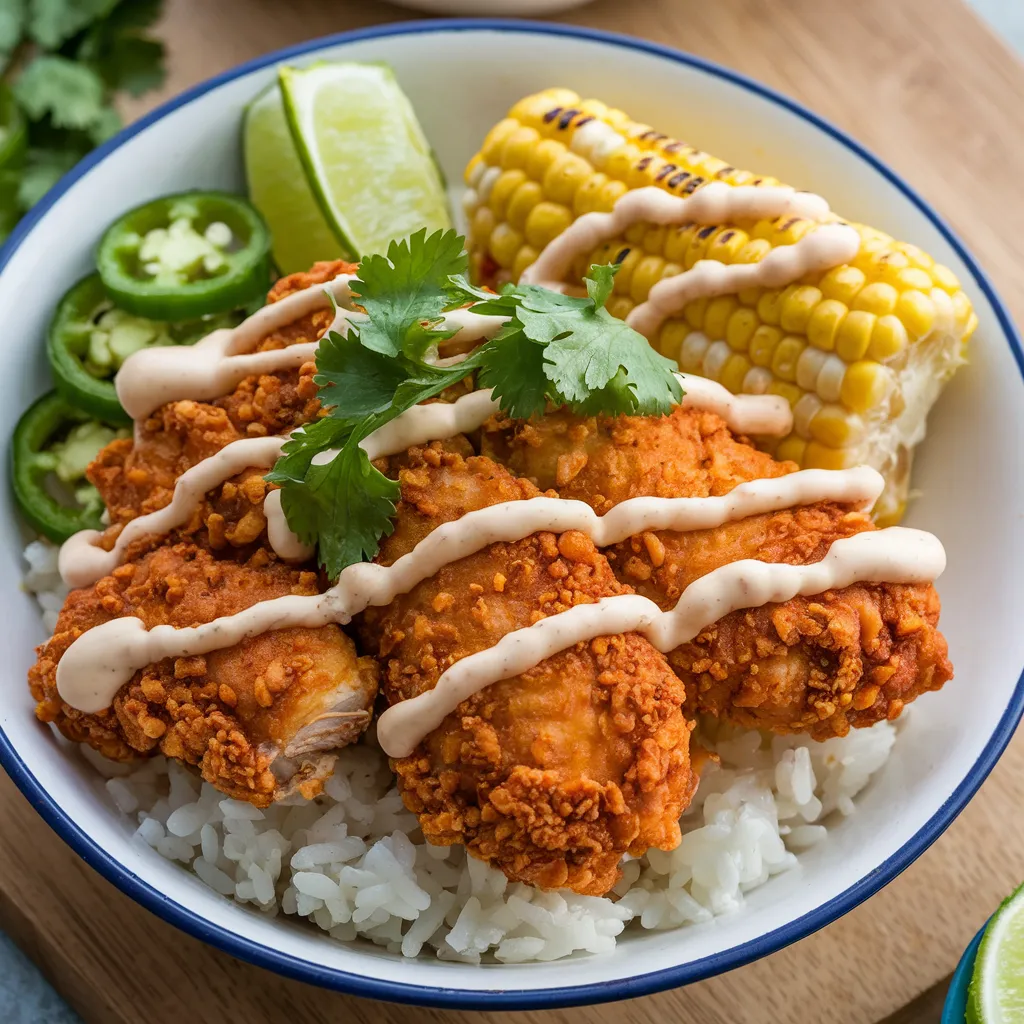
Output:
(0, 17), (1021, 1012)
(943, 923), (987, 1023)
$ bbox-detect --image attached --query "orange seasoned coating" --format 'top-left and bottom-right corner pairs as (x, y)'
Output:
(358, 443), (696, 896)
(29, 543), (378, 805)
(481, 404), (952, 738)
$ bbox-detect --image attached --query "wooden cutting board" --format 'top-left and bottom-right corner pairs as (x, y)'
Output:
(3, 1), (1022, 1022)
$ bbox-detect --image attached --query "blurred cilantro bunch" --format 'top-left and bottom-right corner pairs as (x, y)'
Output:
(0, 0), (167, 242)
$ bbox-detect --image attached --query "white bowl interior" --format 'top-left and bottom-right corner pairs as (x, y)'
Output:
(1, 24), (1021, 999)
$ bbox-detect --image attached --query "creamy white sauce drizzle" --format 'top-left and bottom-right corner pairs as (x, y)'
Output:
(377, 527), (945, 757)
(263, 489), (314, 563)
(57, 464), (893, 715)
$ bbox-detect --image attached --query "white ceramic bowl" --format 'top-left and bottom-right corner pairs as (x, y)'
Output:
(1, 19), (1022, 1010)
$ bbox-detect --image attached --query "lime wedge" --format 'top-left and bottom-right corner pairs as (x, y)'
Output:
(968, 884), (1024, 1023)
(243, 82), (342, 275)
(278, 61), (450, 259)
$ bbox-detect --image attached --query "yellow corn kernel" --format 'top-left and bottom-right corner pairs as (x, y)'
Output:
(543, 153), (594, 206)
(701, 339), (731, 379)
(776, 434), (808, 465)
(719, 354), (752, 393)
(809, 404), (864, 447)
(703, 296), (739, 340)
(749, 217), (774, 242)
(952, 291), (973, 330)
(606, 295), (634, 321)
(595, 179), (628, 212)
(471, 205), (496, 246)
(736, 238), (772, 264)
(853, 282), (899, 317)
(780, 285), (823, 334)
(931, 263), (961, 292)
(840, 360), (892, 413)
(868, 315), (908, 362)
(658, 320), (690, 361)
(509, 90), (576, 125)
(868, 249), (910, 286)
(664, 226), (691, 264)
(501, 126), (541, 169)
(804, 441), (851, 470)
(624, 221), (647, 246)
(834, 310), (877, 362)
(892, 289), (934, 340)
(757, 289), (785, 327)
(895, 267), (933, 292)
(706, 227), (749, 264)
(611, 247), (643, 294)
(480, 118), (518, 164)
(771, 336), (805, 382)
(749, 325), (783, 367)
(603, 144), (642, 182)
(771, 217), (815, 246)
(525, 138), (567, 182)
(507, 180), (543, 231)
(464, 153), (483, 185)
(489, 168), (527, 217)
(490, 223), (524, 270)
(683, 296), (708, 331)
(726, 307), (759, 351)
(524, 201), (573, 250)
(806, 298), (847, 351)
(643, 225), (668, 255)
(572, 172), (608, 216)
(679, 330), (710, 372)
(512, 244), (540, 282)
(660, 261), (683, 281)
(767, 379), (803, 407)
(630, 255), (666, 303)
(819, 265), (866, 305)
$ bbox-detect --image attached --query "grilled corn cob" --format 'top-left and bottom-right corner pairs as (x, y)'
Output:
(463, 88), (975, 525)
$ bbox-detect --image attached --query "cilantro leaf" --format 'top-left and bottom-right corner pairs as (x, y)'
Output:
(0, 0), (26, 53)
(476, 325), (549, 419)
(585, 262), (617, 308)
(314, 330), (410, 422)
(17, 145), (84, 207)
(265, 416), (352, 489)
(351, 228), (468, 359)
(14, 56), (106, 129)
(93, 33), (165, 96)
(28, 0), (117, 49)
(278, 442), (400, 571)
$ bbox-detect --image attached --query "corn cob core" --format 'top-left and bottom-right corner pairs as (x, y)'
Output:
(463, 88), (976, 525)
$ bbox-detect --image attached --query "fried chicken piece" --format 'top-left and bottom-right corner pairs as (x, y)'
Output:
(357, 443), (696, 896)
(30, 543), (378, 805)
(89, 259), (356, 527)
(482, 406), (953, 738)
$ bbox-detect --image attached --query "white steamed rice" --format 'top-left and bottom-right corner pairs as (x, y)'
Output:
(23, 539), (897, 962)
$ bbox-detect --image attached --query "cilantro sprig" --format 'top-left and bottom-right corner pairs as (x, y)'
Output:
(269, 228), (682, 577)
(0, 0), (167, 241)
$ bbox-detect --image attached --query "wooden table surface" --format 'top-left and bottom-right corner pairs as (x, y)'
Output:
(3, 1), (1023, 1022)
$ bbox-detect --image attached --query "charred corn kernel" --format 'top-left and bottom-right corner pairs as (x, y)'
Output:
(631, 255), (666, 303)
(834, 310), (876, 362)
(868, 315), (908, 362)
(776, 434), (808, 464)
(543, 153), (593, 206)
(490, 222), (524, 269)
(841, 360), (892, 413)
(805, 441), (850, 471)
(771, 336), (805, 382)
(490, 169), (527, 217)
(679, 331), (710, 372)
(501, 126), (541, 169)
(768, 379), (803, 407)
(524, 202), (573, 250)
(780, 285), (823, 334)
(726, 307), (759, 351)
(807, 299), (847, 351)
(606, 295), (634, 321)
(820, 265), (866, 305)
(757, 289), (785, 326)
(507, 180), (543, 231)
(658, 320), (690, 361)
(853, 282), (899, 317)
(720, 354), (752, 393)
(749, 325), (783, 366)
(810, 404), (864, 447)
(467, 89), (974, 526)
(704, 296), (739, 339)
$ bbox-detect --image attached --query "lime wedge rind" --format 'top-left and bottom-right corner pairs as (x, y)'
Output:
(968, 882), (1024, 1023)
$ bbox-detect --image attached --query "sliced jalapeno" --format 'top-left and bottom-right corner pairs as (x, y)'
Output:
(96, 190), (272, 319)
(10, 392), (128, 543)
(47, 274), (248, 423)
